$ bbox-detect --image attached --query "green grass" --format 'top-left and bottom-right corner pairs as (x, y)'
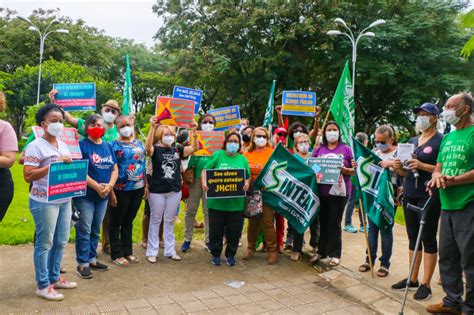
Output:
(395, 206), (406, 226)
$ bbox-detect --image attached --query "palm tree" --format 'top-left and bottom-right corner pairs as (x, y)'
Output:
(461, 9), (474, 58)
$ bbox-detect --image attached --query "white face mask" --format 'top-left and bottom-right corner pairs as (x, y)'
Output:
(119, 126), (133, 138)
(325, 131), (339, 143)
(201, 122), (214, 132)
(102, 111), (116, 123)
(298, 143), (309, 153)
(46, 122), (64, 137)
(162, 135), (175, 146)
(416, 116), (432, 132)
(443, 109), (461, 125)
(254, 137), (267, 148)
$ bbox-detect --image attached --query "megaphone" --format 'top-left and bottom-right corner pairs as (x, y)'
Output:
(156, 107), (172, 123)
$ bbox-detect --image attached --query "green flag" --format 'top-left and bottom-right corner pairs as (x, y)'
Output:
(262, 80), (276, 128)
(353, 138), (395, 235)
(329, 61), (354, 146)
(254, 143), (320, 234)
(122, 54), (132, 116)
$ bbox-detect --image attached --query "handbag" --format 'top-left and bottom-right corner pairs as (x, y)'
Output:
(183, 167), (195, 184)
(244, 190), (263, 219)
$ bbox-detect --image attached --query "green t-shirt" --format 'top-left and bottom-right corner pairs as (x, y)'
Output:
(188, 155), (210, 179)
(204, 150), (251, 211)
(77, 118), (118, 143)
(22, 133), (36, 152)
(437, 125), (474, 210)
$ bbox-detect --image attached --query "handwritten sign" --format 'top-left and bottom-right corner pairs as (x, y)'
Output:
(206, 169), (246, 199)
(32, 126), (82, 159)
(281, 91), (317, 117)
(207, 105), (241, 131)
(47, 160), (88, 202)
(172, 86), (203, 114)
(53, 83), (96, 111)
(194, 131), (225, 156)
(156, 96), (195, 128)
(307, 157), (342, 184)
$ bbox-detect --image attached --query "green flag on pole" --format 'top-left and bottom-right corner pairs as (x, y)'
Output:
(254, 143), (320, 234)
(353, 138), (395, 235)
(329, 61), (354, 146)
(122, 54), (132, 116)
(262, 80), (276, 128)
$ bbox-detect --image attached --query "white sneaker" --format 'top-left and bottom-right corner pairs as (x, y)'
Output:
(36, 285), (64, 301)
(147, 256), (157, 263)
(54, 277), (78, 289)
(167, 254), (182, 261)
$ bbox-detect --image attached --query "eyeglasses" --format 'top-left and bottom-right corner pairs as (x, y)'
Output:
(255, 135), (267, 139)
(297, 141), (309, 145)
(375, 141), (387, 145)
(104, 107), (119, 115)
(202, 121), (214, 125)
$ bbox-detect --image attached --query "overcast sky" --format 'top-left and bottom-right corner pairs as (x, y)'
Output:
(1, 0), (162, 47)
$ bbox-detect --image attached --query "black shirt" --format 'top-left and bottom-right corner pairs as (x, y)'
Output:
(403, 133), (443, 198)
(150, 145), (184, 194)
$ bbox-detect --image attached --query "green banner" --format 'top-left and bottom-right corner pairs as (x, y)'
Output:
(353, 138), (395, 235)
(122, 54), (132, 116)
(254, 143), (320, 234)
(262, 80), (276, 128)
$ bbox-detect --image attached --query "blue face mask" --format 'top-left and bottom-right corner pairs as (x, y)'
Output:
(226, 142), (239, 154)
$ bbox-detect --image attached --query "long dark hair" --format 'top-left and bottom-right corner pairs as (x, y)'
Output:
(288, 122), (309, 139)
(322, 120), (343, 146)
(223, 131), (242, 152)
(198, 113), (216, 130)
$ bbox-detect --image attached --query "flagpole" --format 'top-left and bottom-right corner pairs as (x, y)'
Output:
(359, 199), (374, 278)
(320, 109), (331, 131)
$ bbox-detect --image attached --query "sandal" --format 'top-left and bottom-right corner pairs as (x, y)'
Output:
(113, 257), (129, 267)
(329, 257), (340, 267)
(359, 263), (370, 272)
(377, 266), (389, 277)
(126, 255), (139, 264)
(290, 252), (300, 261)
(309, 253), (321, 264)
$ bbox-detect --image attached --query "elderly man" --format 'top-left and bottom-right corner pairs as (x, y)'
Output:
(427, 92), (474, 315)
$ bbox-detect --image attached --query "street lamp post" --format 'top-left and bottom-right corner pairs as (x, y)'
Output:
(18, 16), (69, 105)
(327, 18), (385, 98)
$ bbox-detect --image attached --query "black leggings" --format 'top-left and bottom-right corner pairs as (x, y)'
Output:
(317, 195), (347, 259)
(403, 195), (441, 254)
(0, 168), (14, 222)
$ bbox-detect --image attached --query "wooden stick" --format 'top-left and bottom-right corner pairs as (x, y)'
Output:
(320, 109), (331, 132)
(359, 199), (374, 278)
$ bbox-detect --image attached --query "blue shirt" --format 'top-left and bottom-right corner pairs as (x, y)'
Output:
(79, 138), (117, 201)
(112, 139), (146, 191)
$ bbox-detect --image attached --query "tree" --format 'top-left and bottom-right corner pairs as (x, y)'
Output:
(460, 9), (474, 58)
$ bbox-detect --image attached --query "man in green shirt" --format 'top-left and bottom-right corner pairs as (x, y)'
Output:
(427, 93), (474, 315)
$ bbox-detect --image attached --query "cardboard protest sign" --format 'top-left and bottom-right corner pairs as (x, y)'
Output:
(205, 169), (246, 199)
(155, 96), (195, 128)
(307, 157), (342, 185)
(194, 131), (225, 156)
(47, 160), (88, 202)
(172, 86), (203, 114)
(32, 126), (82, 159)
(281, 91), (317, 117)
(207, 105), (241, 131)
(53, 83), (96, 111)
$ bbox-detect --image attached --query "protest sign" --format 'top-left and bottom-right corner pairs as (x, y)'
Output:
(205, 169), (246, 199)
(47, 160), (88, 202)
(32, 126), (82, 159)
(53, 83), (96, 111)
(307, 157), (342, 185)
(172, 86), (203, 114)
(194, 131), (225, 156)
(207, 105), (241, 131)
(155, 96), (195, 128)
(281, 91), (317, 117)
(397, 143), (415, 164)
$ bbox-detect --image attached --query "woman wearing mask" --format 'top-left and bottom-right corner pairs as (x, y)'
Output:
(75, 114), (118, 279)
(242, 127), (278, 265)
(24, 104), (77, 300)
(181, 114), (216, 253)
(241, 126), (254, 151)
(359, 125), (398, 277)
(108, 116), (147, 267)
(311, 121), (355, 266)
(202, 132), (251, 266)
(145, 118), (198, 263)
(391, 103), (443, 300)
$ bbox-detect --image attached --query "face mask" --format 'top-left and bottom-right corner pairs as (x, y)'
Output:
(162, 135), (175, 146)
(226, 142), (239, 154)
(119, 126), (133, 138)
(242, 134), (251, 143)
(87, 126), (105, 139)
(325, 131), (339, 143)
(102, 111), (116, 123)
(298, 143), (309, 153)
(416, 116), (432, 132)
(201, 122), (214, 132)
(46, 122), (64, 137)
(443, 109), (461, 125)
(376, 143), (390, 152)
(254, 137), (267, 147)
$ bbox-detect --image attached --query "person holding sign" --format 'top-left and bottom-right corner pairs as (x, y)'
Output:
(311, 121), (355, 267)
(145, 117), (198, 263)
(202, 132), (251, 266)
(242, 127), (278, 265)
(24, 104), (77, 301)
(74, 114), (118, 279)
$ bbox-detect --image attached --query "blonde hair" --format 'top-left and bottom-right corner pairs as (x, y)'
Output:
(293, 133), (309, 152)
(0, 91), (6, 112)
(247, 127), (271, 152)
(154, 125), (176, 144)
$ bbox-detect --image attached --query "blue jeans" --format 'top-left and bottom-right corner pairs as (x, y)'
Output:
(366, 216), (394, 268)
(74, 198), (108, 267)
(29, 198), (71, 289)
(344, 186), (365, 226)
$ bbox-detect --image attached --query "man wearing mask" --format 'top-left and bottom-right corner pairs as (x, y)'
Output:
(427, 92), (474, 315)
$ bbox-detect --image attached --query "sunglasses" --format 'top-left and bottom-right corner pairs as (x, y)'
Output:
(104, 107), (119, 115)
(202, 121), (214, 125)
(375, 141), (387, 145)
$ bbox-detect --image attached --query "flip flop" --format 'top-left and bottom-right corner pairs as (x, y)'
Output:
(126, 255), (139, 264)
(113, 257), (129, 267)
(329, 258), (340, 267)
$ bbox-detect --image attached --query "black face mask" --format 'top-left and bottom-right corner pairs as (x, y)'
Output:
(242, 134), (251, 143)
